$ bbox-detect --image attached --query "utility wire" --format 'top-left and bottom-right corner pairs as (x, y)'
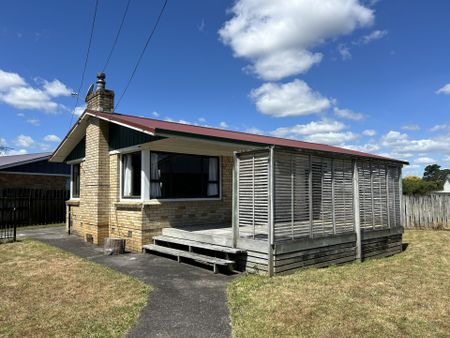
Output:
(69, 0), (99, 127)
(114, 0), (168, 111)
(102, 0), (132, 72)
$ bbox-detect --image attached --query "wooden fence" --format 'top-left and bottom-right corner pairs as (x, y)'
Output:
(402, 194), (450, 229)
(0, 188), (69, 228)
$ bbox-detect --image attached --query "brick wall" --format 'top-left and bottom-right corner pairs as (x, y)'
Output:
(109, 155), (233, 252)
(0, 173), (68, 190)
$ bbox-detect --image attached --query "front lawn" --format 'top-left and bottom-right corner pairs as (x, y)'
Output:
(0, 240), (151, 337)
(228, 230), (450, 337)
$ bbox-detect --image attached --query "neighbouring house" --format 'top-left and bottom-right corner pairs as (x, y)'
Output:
(0, 152), (70, 190)
(433, 174), (450, 194)
(51, 73), (408, 275)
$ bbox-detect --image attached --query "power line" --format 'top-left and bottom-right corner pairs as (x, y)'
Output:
(69, 0), (99, 127)
(102, 0), (132, 72)
(114, 0), (168, 111)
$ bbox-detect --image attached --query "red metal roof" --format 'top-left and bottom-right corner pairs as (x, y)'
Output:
(87, 109), (407, 164)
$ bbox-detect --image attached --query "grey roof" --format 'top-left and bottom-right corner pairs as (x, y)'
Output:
(0, 152), (52, 169)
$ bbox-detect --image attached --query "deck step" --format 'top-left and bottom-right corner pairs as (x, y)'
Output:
(162, 228), (233, 247)
(143, 244), (235, 273)
(153, 235), (244, 254)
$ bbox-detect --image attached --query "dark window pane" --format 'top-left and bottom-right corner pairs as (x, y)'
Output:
(122, 152), (141, 198)
(72, 163), (80, 198)
(150, 152), (219, 199)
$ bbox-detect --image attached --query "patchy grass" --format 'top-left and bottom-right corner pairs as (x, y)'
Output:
(228, 230), (450, 338)
(17, 223), (65, 231)
(0, 240), (151, 337)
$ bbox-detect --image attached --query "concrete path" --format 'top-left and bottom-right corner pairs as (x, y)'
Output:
(18, 227), (235, 338)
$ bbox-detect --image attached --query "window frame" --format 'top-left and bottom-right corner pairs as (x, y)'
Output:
(120, 150), (143, 201)
(69, 160), (82, 200)
(149, 151), (221, 202)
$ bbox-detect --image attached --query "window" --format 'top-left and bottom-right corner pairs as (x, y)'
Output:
(150, 151), (220, 199)
(122, 152), (141, 199)
(71, 163), (80, 199)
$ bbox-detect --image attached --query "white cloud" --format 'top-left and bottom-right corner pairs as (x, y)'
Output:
(244, 127), (264, 135)
(219, 0), (373, 80)
(414, 157), (436, 165)
(357, 29), (388, 44)
(381, 130), (450, 154)
(151, 111), (160, 117)
(334, 107), (365, 121)
(2, 149), (28, 156)
(16, 112), (25, 117)
(443, 155), (450, 164)
(271, 119), (356, 145)
(344, 142), (380, 153)
(436, 83), (450, 95)
(26, 118), (40, 126)
(44, 134), (61, 142)
(272, 119), (345, 137)
(73, 106), (85, 117)
(0, 69), (71, 113)
(198, 117), (206, 123)
(362, 129), (376, 136)
(401, 123), (420, 131)
(338, 44), (352, 60)
(0, 86), (59, 111)
(305, 131), (358, 145)
(13, 134), (35, 148)
(219, 121), (229, 128)
(247, 49), (323, 81)
(198, 18), (205, 32)
(430, 124), (449, 132)
(42, 79), (72, 97)
(0, 69), (26, 91)
(250, 80), (331, 117)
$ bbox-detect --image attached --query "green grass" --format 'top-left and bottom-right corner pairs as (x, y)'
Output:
(0, 239), (151, 337)
(228, 230), (450, 338)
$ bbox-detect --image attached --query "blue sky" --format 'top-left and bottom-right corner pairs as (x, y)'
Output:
(1, 0), (450, 176)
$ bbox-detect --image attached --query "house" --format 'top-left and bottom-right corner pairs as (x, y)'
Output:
(444, 175), (450, 192)
(0, 152), (70, 190)
(51, 73), (408, 275)
(433, 174), (450, 194)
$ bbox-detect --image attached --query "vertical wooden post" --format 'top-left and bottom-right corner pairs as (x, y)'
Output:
(386, 164), (390, 229)
(370, 161), (375, 230)
(252, 155), (255, 240)
(398, 166), (403, 228)
(309, 154), (313, 238)
(268, 147), (274, 277)
(232, 152), (239, 248)
(331, 159), (336, 234)
(291, 155), (294, 240)
(353, 160), (362, 261)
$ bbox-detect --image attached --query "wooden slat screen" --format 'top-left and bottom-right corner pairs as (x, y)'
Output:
(237, 151), (270, 238)
(272, 150), (354, 242)
(273, 151), (310, 241)
(333, 159), (354, 233)
(358, 162), (401, 230)
(388, 166), (401, 228)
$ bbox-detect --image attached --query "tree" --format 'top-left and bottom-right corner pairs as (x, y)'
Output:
(423, 164), (450, 190)
(403, 176), (439, 195)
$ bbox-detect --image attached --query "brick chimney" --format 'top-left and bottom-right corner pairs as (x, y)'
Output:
(80, 72), (112, 246)
(85, 72), (114, 112)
